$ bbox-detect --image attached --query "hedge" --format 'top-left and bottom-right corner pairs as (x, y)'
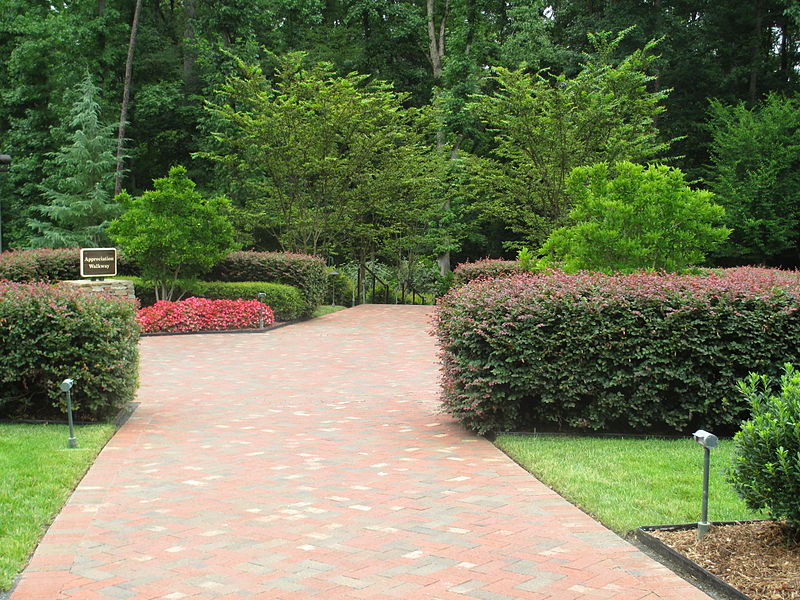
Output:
(0, 248), (138, 282)
(435, 267), (800, 435)
(193, 281), (304, 321)
(452, 259), (521, 286)
(0, 282), (140, 421)
(207, 251), (326, 317)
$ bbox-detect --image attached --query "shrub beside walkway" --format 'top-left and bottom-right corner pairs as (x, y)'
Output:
(11, 305), (710, 600)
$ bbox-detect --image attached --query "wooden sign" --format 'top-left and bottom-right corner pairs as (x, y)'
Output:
(80, 248), (117, 278)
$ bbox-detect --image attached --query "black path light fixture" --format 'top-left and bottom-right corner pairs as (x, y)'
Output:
(60, 378), (78, 449)
(693, 429), (719, 540)
(257, 292), (267, 329)
(0, 153), (10, 253)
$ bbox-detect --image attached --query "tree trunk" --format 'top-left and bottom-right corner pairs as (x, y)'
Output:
(426, 0), (448, 81)
(182, 0), (198, 91)
(115, 0), (142, 195)
(749, 0), (764, 104)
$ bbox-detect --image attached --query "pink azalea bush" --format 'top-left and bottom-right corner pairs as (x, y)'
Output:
(435, 267), (800, 435)
(137, 297), (275, 333)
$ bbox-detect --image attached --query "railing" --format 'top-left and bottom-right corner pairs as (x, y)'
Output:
(359, 263), (430, 306)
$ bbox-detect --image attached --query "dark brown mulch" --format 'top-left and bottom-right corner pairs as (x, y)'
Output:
(651, 521), (800, 600)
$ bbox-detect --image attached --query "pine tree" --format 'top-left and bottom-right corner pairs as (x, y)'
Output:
(28, 74), (120, 248)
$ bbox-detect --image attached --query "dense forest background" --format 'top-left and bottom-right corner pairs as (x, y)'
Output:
(1, 0), (799, 270)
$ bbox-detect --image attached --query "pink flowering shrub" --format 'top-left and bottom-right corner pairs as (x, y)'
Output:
(0, 281), (139, 420)
(435, 267), (800, 434)
(137, 297), (275, 333)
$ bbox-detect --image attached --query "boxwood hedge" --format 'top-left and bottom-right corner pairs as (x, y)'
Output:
(0, 282), (139, 421)
(193, 281), (304, 322)
(435, 267), (800, 435)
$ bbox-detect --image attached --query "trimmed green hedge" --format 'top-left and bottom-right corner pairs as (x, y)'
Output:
(207, 251), (327, 317)
(0, 282), (140, 421)
(435, 267), (800, 435)
(452, 259), (521, 286)
(0, 248), (138, 282)
(194, 281), (304, 321)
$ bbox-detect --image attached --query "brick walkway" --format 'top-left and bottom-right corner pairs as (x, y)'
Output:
(11, 305), (711, 600)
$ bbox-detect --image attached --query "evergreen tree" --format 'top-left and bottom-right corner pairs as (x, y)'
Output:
(28, 74), (120, 248)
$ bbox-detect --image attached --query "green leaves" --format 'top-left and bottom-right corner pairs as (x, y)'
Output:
(108, 166), (236, 301)
(541, 161), (731, 273)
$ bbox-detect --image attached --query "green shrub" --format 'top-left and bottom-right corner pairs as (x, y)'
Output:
(0, 248), (138, 283)
(452, 259), (521, 286)
(435, 267), (800, 434)
(541, 162), (730, 273)
(193, 281), (305, 321)
(207, 251), (327, 317)
(0, 282), (139, 420)
(727, 364), (800, 533)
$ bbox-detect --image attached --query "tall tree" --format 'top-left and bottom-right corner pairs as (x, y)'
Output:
(28, 75), (120, 248)
(115, 0), (142, 195)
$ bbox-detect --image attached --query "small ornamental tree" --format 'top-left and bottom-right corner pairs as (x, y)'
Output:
(109, 166), (235, 301)
(541, 162), (731, 273)
(727, 364), (800, 536)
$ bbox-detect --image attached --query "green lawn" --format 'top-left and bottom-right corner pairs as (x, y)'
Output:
(0, 423), (116, 591)
(312, 305), (347, 318)
(494, 433), (764, 535)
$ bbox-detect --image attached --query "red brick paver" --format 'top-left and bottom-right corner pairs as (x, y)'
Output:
(11, 305), (710, 600)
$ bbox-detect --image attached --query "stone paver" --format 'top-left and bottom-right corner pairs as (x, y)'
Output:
(10, 305), (711, 600)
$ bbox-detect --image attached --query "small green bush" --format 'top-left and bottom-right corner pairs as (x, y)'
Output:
(0, 282), (139, 420)
(452, 259), (521, 286)
(207, 251), (327, 317)
(727, 364), (800, 533)
(194, 281), (305, 321)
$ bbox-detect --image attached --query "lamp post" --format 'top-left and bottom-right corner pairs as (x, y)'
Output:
(257, 292), (266, 329)
(60, 378), (77, 449)
(693, 429), (718, 540)
(0, 154), (11, 253)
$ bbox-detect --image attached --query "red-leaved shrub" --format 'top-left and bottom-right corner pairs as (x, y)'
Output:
(452, 259), (521, 286)
(435, 267), (800, 434)
(137, 297), (275, 333)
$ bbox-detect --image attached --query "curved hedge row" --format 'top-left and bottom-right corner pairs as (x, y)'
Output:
(452, 259), (521, 286)
(435, 267), (800, 435)
(207, 251), (326, 318)
(0, 282), (140, 421)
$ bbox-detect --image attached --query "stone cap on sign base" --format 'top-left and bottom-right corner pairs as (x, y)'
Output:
(61, 279), (135, 300)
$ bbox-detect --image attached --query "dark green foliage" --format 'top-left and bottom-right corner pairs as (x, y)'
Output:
(435, 268), (800, 435)
(192, 281), (304, 322)
(727, 364), (800, 533)
(207, 251), (327, 318)
(0, 282), (139, 421)
(452, 259), (522, 286)
(706, 94), (800, 266)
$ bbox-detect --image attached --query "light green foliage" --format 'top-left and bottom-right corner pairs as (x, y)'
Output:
(0, 423), (116, 591)
(108, 166), (236, 301)
(727, 364), (800, 534)
(706, 94), (800, 266)
(471, 31), (671, 249)
(542, 162), (730, 273)
(496, 434), (763, 535)
(28, 74), (120, 248)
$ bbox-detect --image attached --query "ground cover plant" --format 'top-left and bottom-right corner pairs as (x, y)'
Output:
(0, 282), (139, 420)
(494, 434), (762, 534)
(0, 423), (116, 592)
(436, 267), (800, 435)
(137, 297), (274, 333)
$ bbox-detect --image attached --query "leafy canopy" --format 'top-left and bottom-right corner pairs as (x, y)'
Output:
(470, 31), (671, 250)
(541, 161), (730, 273)
(108, 166), (235, 301)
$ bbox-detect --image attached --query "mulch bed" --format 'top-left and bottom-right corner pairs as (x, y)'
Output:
(651, 521), (799, 600)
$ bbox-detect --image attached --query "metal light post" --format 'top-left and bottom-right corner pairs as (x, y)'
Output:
(693, 429), (718, 540)
(0, 154), (11, 253)
(60, 378), (77, 449)
(257, 292), (266, 329)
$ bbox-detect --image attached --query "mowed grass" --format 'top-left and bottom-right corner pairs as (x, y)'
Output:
(312, 305), (347, 318)
(494, 434), (764, 535)
(0, 423), (116, 591)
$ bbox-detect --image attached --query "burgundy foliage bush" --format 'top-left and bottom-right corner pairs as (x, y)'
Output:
(452, 259), (521, 286)
(435, 267), (800, 434)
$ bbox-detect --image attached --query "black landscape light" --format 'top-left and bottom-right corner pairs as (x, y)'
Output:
(257, 292), (267, 328)
(60, 378), (77, 449)
(693, 429), (718, 540)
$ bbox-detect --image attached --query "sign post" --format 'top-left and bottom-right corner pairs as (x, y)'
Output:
(80, 248), (117, 280)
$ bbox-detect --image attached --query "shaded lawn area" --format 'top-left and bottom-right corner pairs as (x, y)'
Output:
(0, 423), (116, 591)
(494, 434), (764, 535)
